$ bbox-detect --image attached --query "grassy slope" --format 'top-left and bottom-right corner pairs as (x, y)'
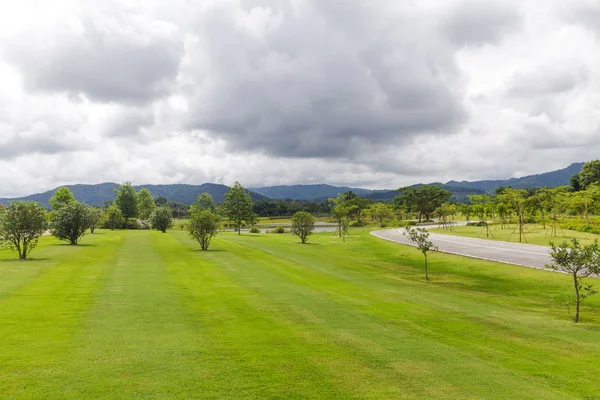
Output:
(0, 229), (599, 399)
(430, 223), (600, 246)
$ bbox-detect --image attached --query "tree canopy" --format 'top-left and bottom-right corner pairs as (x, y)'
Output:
(291, 211), (315, 244)
(395, 185), (451, 222)
(51, 201), (91, 245)
(0, 201), (48, 259)
(49, 187), (75, 210)
(115, 182), (138, 227)
(223, 182), (255, 235)
(138, 188), (156, 220)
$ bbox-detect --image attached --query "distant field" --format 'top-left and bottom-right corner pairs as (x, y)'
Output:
(431, 223), (600, 246)
(1, 228), (599, 398)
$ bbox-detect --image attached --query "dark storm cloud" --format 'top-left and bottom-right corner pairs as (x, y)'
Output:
(6, 19), (183, 104)
(185, 1), (466, 158)
(443, 0), (521, 46)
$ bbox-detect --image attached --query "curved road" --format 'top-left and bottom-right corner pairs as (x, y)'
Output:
(371, 226), (554, 271)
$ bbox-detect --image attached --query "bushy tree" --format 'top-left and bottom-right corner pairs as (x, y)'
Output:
(329, 195), (352, 239)
(0, 201), (48, 259)
(51, 201), (91, 245)
(104, 204), (124, 230)
(223, 182), (255, 235)
(49, 187), (75, 210)
(370, 203), (393, 228)
(404, 227), (438, 281)
(150, 207), (173, 233)
(395, 185), (451, 222)
(138, 188), (156, 220)
(547, 239), (600, 323)
(188, 209), (220, 251)
(115, 182), (138, 228)
(193, 193), (217, 212)
(291, 211), (315, 244)
(88, 207), (103, 234)
(577, 160), (600, 190)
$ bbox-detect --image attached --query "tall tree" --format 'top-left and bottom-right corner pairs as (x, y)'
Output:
(547, 239), (600, 323)
(137, 188), (156, 220)
(395, 185), (451, 222)
(0, 201), (48, 260)
(223, 182), (255, 235)
(115, 182), (138, 228)
(291, 211), (315, 244)
(193, 193), (217, 212)
(51, 201), (91, 245)
(498, 189), (529, 242)
(49, 187), (75, 210)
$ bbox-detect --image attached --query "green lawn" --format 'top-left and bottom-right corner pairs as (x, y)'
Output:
(1, 229), (599, 399)
(431, 223), (600, 246)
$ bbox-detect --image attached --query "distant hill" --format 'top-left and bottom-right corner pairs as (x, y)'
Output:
(0, 183), (265, 207)
(445, 162), (584, 192)
(249, 184), (372, 200)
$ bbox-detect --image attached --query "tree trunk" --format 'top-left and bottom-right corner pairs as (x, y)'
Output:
(424, 253), (429, 281)
(574, 274), (580, 323)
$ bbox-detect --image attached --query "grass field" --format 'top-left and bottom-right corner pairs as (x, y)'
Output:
(430, 223), (600, 246)
(1, 229), (600, 399)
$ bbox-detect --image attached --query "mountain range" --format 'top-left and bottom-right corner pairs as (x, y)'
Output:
(0, 162), (584, 206)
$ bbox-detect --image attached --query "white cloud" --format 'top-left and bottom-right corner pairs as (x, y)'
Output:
(0, 0), (599, 197)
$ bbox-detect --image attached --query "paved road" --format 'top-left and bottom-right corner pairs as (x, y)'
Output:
(371, 226), (554, 271)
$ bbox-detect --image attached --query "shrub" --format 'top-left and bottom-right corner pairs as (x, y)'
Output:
(250, 226), (260, 233)
(150, 207), (173, 233)
(272, 226), (286, 234)
(350, 221), (368, 227)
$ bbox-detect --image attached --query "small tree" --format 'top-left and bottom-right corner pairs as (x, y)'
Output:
(188, 209), (220, 251)
(150, 207), (173, 233)
(404, 227), (438, 281)
(0, 201), (48, 260)
(137, 188), (156, 221)
(115, 181), (138, 228)
(547, 239), (600, 323)
(370, 203), (394, 228)
(88, 207), (102, 233)
(49, 187), (75, 210)
(193, 193), (217, 212)
(291, 211), (315, 244)
(223, 182), (256, 235)
(51, 201), (91, 245)
(104, 204), (124, 230)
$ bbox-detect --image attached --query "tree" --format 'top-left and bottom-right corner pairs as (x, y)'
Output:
(570, 173), (582, 191)
(150, 207), (173, 233)
(291, 211), (315, 244)
(499, 189), (529, 242)
(115, 182), (138, 228)
(395, 185), (451, 222)
(403, 227), (438, 281)
(155, 196), (168, 206)
(104, 204), (124, 230)
(577, 160), (600, 190)
(547, 239), (600, 323)
(343, 191), (371, 222)
(193, 193), (217, 212)
(188, 209), (220, 250)
(49, 187), (75, 210)
(0, 201), (48, 259)
(137, 188), (156, 221)
(223, 182), (255, 235)
(51, 201), (91, 245)
(370, 203), (393, 228)
(88, 207), (103, 234)
(329, 195), (353, 239)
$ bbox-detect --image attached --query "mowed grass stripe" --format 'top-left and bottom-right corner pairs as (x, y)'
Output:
(55, 231), (212, 399)
(0, 232), (124, 397)
(198, 231), (595, 398)
(156, 231), (363, 399)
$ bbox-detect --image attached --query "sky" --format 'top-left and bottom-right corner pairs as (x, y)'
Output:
(0, 0), (599, 197)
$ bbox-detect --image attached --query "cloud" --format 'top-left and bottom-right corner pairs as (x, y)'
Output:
(183, 1), (467, 158)
(443, 0), (522, 46)
(5, 14), (183, 104)
(0, 0), (600, 197)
